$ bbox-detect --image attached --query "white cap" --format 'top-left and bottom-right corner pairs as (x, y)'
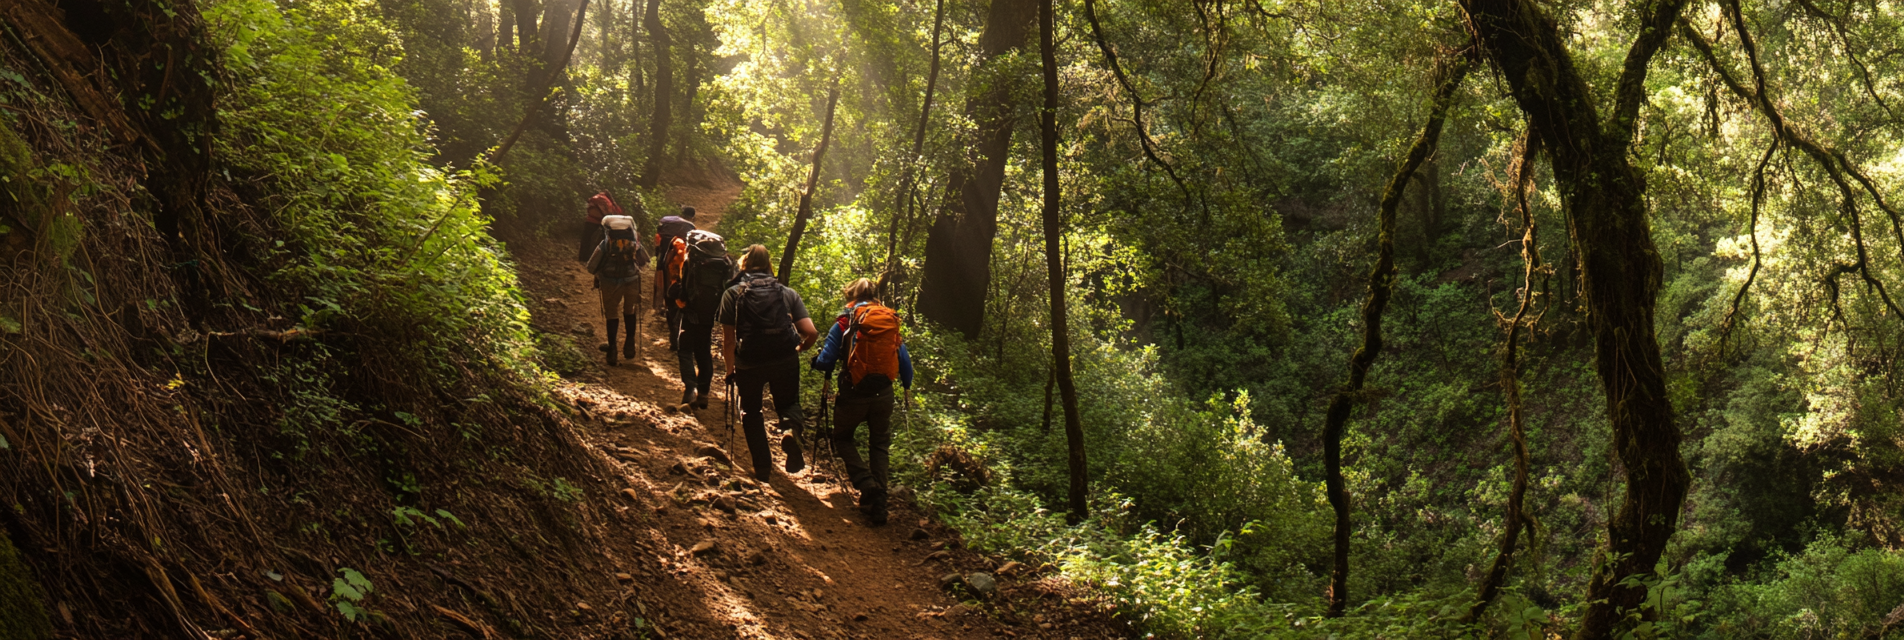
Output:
(601, 215), (634, 230)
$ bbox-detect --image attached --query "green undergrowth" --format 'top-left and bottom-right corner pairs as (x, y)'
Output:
(0, 530), (51, 640)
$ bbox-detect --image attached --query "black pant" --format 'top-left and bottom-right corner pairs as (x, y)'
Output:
(734, 359), (804, 479)
(832, 390), (894, 493)
(676, 321), (714, 394)
(665, 306), (682, 350)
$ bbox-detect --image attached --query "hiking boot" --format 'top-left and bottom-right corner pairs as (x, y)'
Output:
(603, 319), (620, 367)
(862, 486), (889, 526)
(680, 388), (697, 407)
(693, 388), (710, 409)
(782, 434), (805, 474)
(622, 313), (640, 359)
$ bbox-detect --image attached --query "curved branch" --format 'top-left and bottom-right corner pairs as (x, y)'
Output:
(1081, 0), (1201, 217)
(1322, 52), (1471, 617)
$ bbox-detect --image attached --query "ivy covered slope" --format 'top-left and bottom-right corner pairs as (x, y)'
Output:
(0, 0), (624, 636)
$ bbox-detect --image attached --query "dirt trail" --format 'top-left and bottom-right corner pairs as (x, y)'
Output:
(509, 178), (1128, 639)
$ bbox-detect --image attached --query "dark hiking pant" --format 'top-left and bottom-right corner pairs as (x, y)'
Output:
(831, 390), (894, 493)
(677, 321), (714, 395)
(734, 359), (804, 480)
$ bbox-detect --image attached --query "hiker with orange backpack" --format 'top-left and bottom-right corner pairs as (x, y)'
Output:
(654, 206), (697, 350)
(808, 278), (914, 526)
(585, 212), (650, 366)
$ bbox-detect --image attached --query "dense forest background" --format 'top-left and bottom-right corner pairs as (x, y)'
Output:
(3, 0), (1903, 637)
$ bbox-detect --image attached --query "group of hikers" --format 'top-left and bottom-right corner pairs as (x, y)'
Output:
(575, 192), (912, 526)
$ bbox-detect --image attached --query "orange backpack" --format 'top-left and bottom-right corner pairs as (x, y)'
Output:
(664, 236), (689, 307)
(844, 303), (902, 393)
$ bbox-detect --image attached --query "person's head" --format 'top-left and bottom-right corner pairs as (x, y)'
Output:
(680, 206), (697, 220)
(741, 244), (773, 274)
(841, 278), (879, 304)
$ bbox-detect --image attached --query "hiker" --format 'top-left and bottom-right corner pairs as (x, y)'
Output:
(719, 245), (819, 481)
(809, 278), (913, 526)
(585, 212), (650, 366)
(672, 229), (732, 409)
(655, 206), (698, 350)
(577, 191), (632, 263)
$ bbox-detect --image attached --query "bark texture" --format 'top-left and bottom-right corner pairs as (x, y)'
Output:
(916, 0), (1037, 340)
(1458, 0), (1692, 635)
(778, 76), (842, 287)
(1036, 0), (1088, 524)
(638, 0), (673, 187)
(1319, 54), (1469, 617)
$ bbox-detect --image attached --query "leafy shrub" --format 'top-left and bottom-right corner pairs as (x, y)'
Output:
(1706, 535), (1904, 639)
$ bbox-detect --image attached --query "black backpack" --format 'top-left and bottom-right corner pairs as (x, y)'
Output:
(598, 228), (644, 280)
(734, 274), (800, 363)
(679, 235), (732, 326)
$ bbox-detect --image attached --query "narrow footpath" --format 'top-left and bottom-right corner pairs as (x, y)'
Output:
(508, 178), (1131, 639)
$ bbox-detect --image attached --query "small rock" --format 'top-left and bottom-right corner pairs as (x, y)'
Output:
(620, 488), (641, 501)
(909, 528), (930, 541)
(572, 322), (594, 336)
(714, 495), (738, 513)
(965, 572), (997, 596)
(1039, 622), (1053, 630)
(759, 511), (778, 524)
(615, 573), (633, 583)
(690, 540), (718, 555)
(576, 602), (593, 612)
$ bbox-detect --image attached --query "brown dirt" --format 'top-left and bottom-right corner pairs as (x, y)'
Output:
(508, 178), (1133, 639)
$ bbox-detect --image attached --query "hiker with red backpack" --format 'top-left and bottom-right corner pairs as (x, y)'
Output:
(584, 212), (650, 366)
(654, 206), (698, 351)
(670, 229), (732, 409)
(808, 278), (914, 526)
(578, 191), (639, 262)
(719, 245), (820, 482)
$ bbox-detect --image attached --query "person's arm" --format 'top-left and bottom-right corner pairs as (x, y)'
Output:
(897, 343), (914, 390)
(585, 243), (605, 274)
(810, 322), (844, 371)
(794, 317), (819, 353)
(721, 324), (738, 377)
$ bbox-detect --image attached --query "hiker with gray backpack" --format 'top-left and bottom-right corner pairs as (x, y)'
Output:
(669, 229), (732, 410)
(719, 245), (819, 482)
(584, 211), (650, 366)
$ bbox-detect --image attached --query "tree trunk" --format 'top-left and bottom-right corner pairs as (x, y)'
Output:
(879, 0), (947, 299)
(1037, 0), (1087, 525)
(499, 0), (516, 52)
(512, 0), (539, 51)
(638, 0), (672, 188)
(916, 0), (1037, 340)
(778, 76), (842, 286)
(1459, 0), (1692, 636)
(488, 0), (591, 164)
(675, 36), (699, 167)
(541, 0), (578, 66)
(1321, 55), (1470, 617)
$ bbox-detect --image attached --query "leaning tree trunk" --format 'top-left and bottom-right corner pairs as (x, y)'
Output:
(879, 0), (947, 299)
(1319, 54), (1470, 617)
(1037, 0), (1088, 524)
(1459, 0), (1692, 636)
(915, 0), (1037, 340)
(638, 0), (672, 188)
(778, 75), (842, 287)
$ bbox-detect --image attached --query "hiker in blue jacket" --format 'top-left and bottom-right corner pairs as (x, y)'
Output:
(809, 278), (913, 525)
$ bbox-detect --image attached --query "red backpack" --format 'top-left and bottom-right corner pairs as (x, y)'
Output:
(839, 303), (902, 394)
(586, 192), (624, 224)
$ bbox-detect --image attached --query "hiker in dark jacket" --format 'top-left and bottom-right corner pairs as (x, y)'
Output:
(809, 278), (913, 525)
(719, 245), (819, 481)
(585, 214), (649, 366)
(673, 230), (732, 410)
(655, 206), (697, 349)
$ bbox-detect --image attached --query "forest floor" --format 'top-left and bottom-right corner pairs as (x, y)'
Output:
(506, 176), (1132, 639)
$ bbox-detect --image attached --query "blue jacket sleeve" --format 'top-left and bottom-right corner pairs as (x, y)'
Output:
(810, 321), (844, 372)
(898, 343), (914, 389)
